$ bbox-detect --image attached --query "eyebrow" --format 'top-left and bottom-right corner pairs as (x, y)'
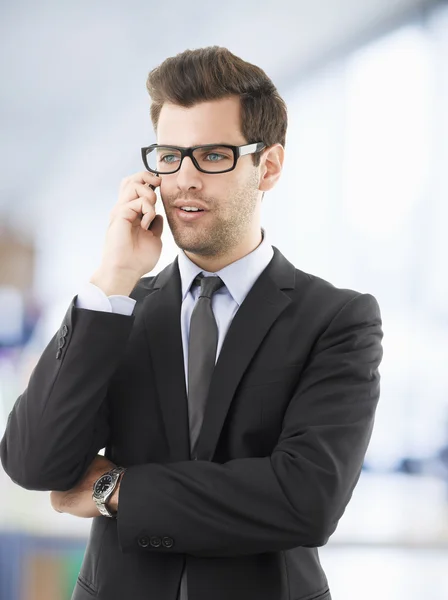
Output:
(156, 143), (239, 148)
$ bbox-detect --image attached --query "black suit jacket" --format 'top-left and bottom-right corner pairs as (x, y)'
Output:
(1, 247), (383, 600)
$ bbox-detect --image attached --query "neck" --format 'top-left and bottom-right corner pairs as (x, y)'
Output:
(184, 228), (263, 273)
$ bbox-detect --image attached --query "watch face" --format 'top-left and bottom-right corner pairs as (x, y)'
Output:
(94, 475), (113, 496)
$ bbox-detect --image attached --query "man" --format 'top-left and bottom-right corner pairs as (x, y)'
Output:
(1, 46), (383, 600)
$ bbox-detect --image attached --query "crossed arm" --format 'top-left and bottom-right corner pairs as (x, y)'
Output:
(50, 454), (120, 517)
(3, 292), (383, 556)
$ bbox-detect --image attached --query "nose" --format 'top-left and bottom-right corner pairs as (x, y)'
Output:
(176, 155), (203, 192)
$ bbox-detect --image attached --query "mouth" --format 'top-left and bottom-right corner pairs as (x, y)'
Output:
(175, 207), (207, 221)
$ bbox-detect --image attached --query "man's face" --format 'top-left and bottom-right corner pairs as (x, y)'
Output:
(156, 96), (262, 258)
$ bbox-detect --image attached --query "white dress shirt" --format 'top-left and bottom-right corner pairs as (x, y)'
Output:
(76, 229), (273, 395)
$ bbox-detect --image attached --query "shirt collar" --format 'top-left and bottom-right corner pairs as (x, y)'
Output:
(178, 228), (273, 306)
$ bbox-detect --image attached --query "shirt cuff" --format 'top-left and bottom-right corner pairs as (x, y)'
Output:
(76, 282), (136, 316)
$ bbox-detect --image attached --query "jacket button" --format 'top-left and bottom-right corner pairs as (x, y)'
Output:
(62, 325), (68, 335)
(138, 536), (150, 548)
(162, 536), (174, 548)
(150, 536), (161, 548)
(58, 337), (66, 349)
(56, 350), (62, 360)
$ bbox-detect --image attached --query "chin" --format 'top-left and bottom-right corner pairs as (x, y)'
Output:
(174, 234), (218, 257)
(168, 215), (229, 256)
(170, 223), (204, 249)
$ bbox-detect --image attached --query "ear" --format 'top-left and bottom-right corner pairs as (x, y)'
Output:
(258, 144), (285, 192)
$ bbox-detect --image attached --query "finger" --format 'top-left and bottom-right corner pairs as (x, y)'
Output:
(119, 182), (158, 206)
(119, 171), (161, 187)
(140, 204), (157, 230)
(119, 181), (157, 202)
(134, 171), (162, 186)
(114, 197), (155, 225)
(119, 172), (161, 195)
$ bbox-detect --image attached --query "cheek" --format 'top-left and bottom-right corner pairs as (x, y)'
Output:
(211, 174), (237, 199)
(159, 178), (177, 205)
(160, 177), (173, 194)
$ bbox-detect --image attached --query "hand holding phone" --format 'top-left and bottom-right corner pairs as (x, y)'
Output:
(92, 172), (164, 291)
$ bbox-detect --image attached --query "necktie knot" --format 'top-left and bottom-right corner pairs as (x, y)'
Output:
(193, 274), (224, 299)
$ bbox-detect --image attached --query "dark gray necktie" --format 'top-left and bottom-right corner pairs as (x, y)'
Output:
(179, 274), (224, 600)
(187, 273), (224, 458)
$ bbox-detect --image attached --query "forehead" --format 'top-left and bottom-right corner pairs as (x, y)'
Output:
(156, 96), (246, 147)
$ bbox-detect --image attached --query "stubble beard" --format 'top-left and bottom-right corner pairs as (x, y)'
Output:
(162, 173), (260, 258)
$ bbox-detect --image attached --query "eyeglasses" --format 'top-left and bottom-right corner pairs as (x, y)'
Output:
(141, 142), (266, 175)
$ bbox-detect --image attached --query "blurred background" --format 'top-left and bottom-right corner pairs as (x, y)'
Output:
(1, 0), (448, 598)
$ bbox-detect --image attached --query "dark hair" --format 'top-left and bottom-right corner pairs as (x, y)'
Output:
(146, 46), (287, 166)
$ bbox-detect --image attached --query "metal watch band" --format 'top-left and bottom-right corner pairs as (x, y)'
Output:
(93, 466), (125, 518)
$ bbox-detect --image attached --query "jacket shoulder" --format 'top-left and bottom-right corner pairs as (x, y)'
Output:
(289, 263), (381, 324)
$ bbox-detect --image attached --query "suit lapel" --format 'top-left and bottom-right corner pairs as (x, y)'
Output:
(141, 258), (191, 462)
(196, 248), (295, 460)
(141, 247), (296, 463)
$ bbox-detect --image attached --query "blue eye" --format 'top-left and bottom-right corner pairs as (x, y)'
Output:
(205, 153), (225, 162)
(161, 154), (180, 164)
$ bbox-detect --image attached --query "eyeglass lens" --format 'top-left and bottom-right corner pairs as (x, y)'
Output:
(145, 146), (235, 173)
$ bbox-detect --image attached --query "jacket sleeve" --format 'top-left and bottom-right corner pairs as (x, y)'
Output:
(117, 293), (383, 557)
(0, 297), (135, 491)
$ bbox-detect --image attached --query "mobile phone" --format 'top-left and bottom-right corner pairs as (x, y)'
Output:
(147, 183), (157, 230)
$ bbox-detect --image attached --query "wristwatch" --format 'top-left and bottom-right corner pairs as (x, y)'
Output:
(92, 466), (125, 518)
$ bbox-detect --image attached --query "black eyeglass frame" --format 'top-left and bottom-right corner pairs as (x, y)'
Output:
(141, 142), (266, 175)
